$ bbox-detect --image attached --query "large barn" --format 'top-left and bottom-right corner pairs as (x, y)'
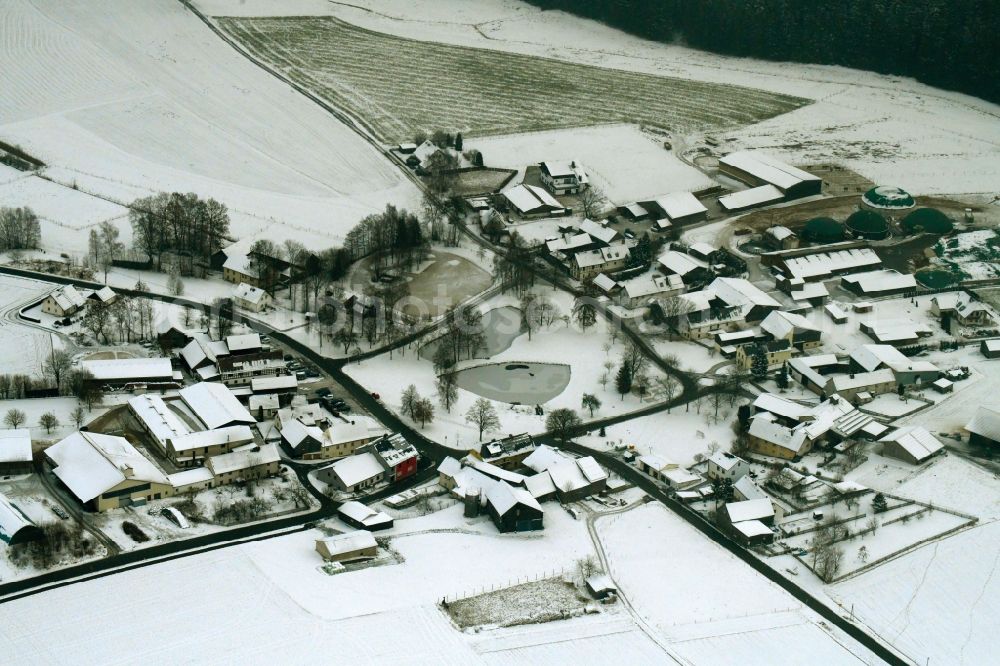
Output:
(719, 152), (822, 200)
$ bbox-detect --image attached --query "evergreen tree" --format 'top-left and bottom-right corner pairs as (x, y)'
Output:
(749, 345), (769, 379)
(615, 364), (632, 398)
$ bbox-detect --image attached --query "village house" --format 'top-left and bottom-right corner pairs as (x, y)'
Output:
(361, 433), (419, 483)
(233, 282), (272, 312)
(539, 160), (588, 195)
(0, 429), (33, 477)
(88, 286), (117, 306)
(718, 497), (778, 547)
(316, 452), (385, 493)
(714, 329), (760, 357)
(746, 417), (812, 460)
(485, 481), (544, 533)
(752, 393), (816, 427)
(735, 339), (793, 372)
(167, 426), (255, 468)
(618, 273), (684, 309)
(523, 446), (607, 502)
(733, 476), (767, 502)
(787, 354), (846, 394)
(636, 454), (678, 481)
(217, 350), (285, 387)
(707, 451), (750, 482)
(657, 250), (710, 286)
(41, 284), (87, 317)
(760, 310), (822, 351)
(473, 433), (536, 470)
(46, 432), (172, 512)
(315, 530), (378, 562)
(222, 252), (258, 286)
(879, 426), (944, 465)
(204, 443), (280, 485)
(824, 369), (897, 404)
(571, 245), (630, 281)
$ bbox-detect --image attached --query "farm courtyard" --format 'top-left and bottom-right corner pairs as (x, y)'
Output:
(216, 16), (808, 143)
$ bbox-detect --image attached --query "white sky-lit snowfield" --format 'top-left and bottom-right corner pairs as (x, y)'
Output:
(0, 0), (420, 256)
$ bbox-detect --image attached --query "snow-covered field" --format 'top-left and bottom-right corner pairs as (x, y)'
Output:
(472, 125), (714, 203)
(596, 503), (877, 664)
(249, 0), (1000, 198)
(829, 520), (1000, 666)
(0, 0), (419, 259)
(0, 274), (60, 377)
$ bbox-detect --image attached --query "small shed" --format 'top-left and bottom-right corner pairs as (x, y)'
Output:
(981, 339), (1000, 359)
(315, 530), (378, 562)
(586, 574), (617, 599)
(931, 378), (953, 394)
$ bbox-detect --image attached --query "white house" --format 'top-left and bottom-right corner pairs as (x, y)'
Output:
(539, 160), (588, 195)
(41, 285), (87, 317)
(707, 452), (750, 482)
(233, 282), (271, 313)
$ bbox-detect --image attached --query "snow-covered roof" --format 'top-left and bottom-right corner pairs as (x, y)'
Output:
(781, 248), (881, 281)
(752, 394), (815, 422)
(984, 339), (1000, 353)
(522, 444), (570, 473)
(579, 219), (618, 245)
(0, 429), (32, 463)
(323, 417), (387, 447)
(748, 417), (808, 454)
(338, 501), (393, 528)
(720, 152), (820, 190)
(718, 185), (784, 211)
(250, 375), (297, 393)
(725, 498), (775, 523)
(708, 451), (746, 471)
(437, 456), (462, 477)
(655, 192), (707, 221)
(524, 472), (557, 500)
(662, 468), (701, 487)
(226, 333), (262, 353)
(466, 458), (527, 485)
(850, 345), (908, 373)
(767, 225), (795, 241)
(688, 242), (716, 258)
(89, 286), (116, 303)
(168, 466), (214, 489)
(828, 369), (895, 392)
(317, 530), (377, 557)
(622, 274), (678, 300)
(824, 303), (847, 320)
(46, 432), (168, 502)
(223, 253), (256, 277)
(503, 184), (563, 213)
(733, 476), (766, 501)
(486, 480), (541, 515)
(658, 250), (705, 276)
(546, 232), (594, 254)
(196, 365), (220, 381)
(574, 245), (629, 269)
(0, 492), (36, 544)
(233, 282), (268, 305)
(966, 406), (1000, 442)
(179, 382), (255, 430)
(709, 277), (781, 310)
(862, 320), (932, 344)
(180, 338), (212, 369)
(81, 357), (172, 382)
(791, 282), (828, 301)
(760, 310), (819, 340)
(170, 425), (254, 453)
(207, 443), (279, 475)
(622, 202), (648, 218)
(639, 453), (676, 472)
(327, 452), (385, 487)
(128, 395), (192, 448)
(880, 426), (943, 462)
(548, 456), (606, 493)
(540, 160), (576, 178)
(47, 285), (87, 312)
(841, 269), (916, 294)
(732, 519), (773, 539)
(591, 273), (619, 294)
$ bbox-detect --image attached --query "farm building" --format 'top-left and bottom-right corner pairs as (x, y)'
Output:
(337, 501), (394, 531)
(226, 333), (262, 355)
(965, 407), (1000, 448)
(217, 350), (286, 387)
(0, 492), (42, 546)
(752, 393), (815, 425)
(45, 432), (171, 512)
(179, 382), (256, 430)
(824, 303), (848, 323)
(250, 374), (298, 397)
(760, 310), (822, 350)
(315, 530), (377, 562)
(766, 226), (798, 250)
(657, 250), (709, 285)
(180, 334), (230, 371)
(127, 394), (193, 455)
(707, 278), (782, 323)
(653, 192), (708, 224)
(861, 185), (915, 211)
(222, 253), (258, 286)
(707, 451), (750, 482)
(824, 369), (897, 403)
(747, 417), (811, 460)
(539, 160), (588, 195)
(476, 433), (536, 470)
(841, 270), (917, 297)
(859, 319), (932, 347)
(849, 345), (939, 387)
(845, 209), (890, 240)
(618, 202), (650, 221)
(88, 286), (117, 306)
(718, 152), (822, 200)
(982, 339), (1000, 359)
(762, 244), (882, 282)
(802, 217), (846, 243)
(249, 394), (280, 420)
(733, 476), (767, 502)
(788, 355), (846, 394)
(485, 481), (543, 533)
(41, 285), (87, 317)
(501, 184), (567, 218)
(879, 426), (944, 465)
(317, 453), (385, 493)
(731, 519), (775, 547)
(204, 444), (280, 485)
(80, 357), (175, 389)
(719, 185), (784, 212)
(233, 283), (271, 312)
(0, 429), (33, 476)
(167, 426), (255, 468)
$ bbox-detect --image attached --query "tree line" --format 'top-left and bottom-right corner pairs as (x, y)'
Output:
(525, 0), (1000, 104)
(0, 206), (41, 251)
(129, 192), (230, 270)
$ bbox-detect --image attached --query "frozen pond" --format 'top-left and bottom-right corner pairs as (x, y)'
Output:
(453, 362), (571, 404)
(419, 306), (523, 361)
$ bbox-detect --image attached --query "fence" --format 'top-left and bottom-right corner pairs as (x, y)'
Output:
(442, 567), (569, 605)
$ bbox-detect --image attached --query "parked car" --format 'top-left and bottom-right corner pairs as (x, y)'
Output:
(623, 229), (636, 239)
(316, 388), (331, 397)
(51, 506), (69, 520)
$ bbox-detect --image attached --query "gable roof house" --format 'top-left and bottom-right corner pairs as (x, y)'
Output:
(747, 417), (812, 460)
(707, 452), (750, 482)
(41, 285), (87, 317)
(571, 245), (630, 281)
(45, 432), (171, 512)
(849, 344), (939, 386)
(719, 152), (822, 199)
(233, 283), (272, 313)
(879, 426), (945, 465)
(735, 339), (793, 372)
(824, 369), (897, 404)
(619, 273), (684, 309)
(179, 382), (256, 430)
(539, 160), (588, 195)
(222, 252), (258, 286)
(760, 310), (822, 351)
(485, 481), (544, 533)
(337, 501), (394, 531)
(475, 433), (536, 470)
(502, 184), (568, 218)
(88, 286), (117, 305)
(315, 530), (378, 563)
(657, 250), (710, 285)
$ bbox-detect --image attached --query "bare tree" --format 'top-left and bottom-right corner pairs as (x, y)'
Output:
(465, 398), (500, 441)
(39, 411), (59, 434)
(70, 405), (86, 429)
(44, 350), (73, 392)
(546, 408), (582, 442)
(578, 186), (608, 219)
(412, 397), (435, 428)
(4, 408), (26, 428)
